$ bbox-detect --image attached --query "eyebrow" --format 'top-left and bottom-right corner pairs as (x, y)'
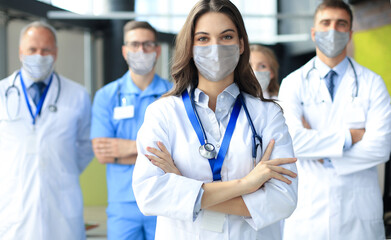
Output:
(221, 29), (236, 34)
(336, 19), (349, 24)
(319, 18), (349, 24)
(194, 28), (236, 36)
(194, 31), (208, 36)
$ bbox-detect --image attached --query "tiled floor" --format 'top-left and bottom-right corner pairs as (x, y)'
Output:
(84, 206), (107, 240)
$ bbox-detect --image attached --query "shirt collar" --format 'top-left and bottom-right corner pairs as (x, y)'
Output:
(192, 82), (240, 108)
(315, 56), (349, 79)
(121, 71), (141, 95)
(120, 71), (167, 96)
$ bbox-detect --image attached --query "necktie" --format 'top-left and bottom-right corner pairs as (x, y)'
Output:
(31, 82), (46, 106)
(325, 70), (337, 101)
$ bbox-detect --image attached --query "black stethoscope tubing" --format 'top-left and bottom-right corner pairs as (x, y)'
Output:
(5, 71), (61, 117)
(238, 94), (263, 162)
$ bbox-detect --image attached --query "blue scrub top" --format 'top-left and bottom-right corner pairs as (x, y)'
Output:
(91, 71), (172, 202)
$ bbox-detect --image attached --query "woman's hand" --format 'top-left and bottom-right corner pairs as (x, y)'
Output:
(241, 139), (297, 194)
(145, 141), (182, 175)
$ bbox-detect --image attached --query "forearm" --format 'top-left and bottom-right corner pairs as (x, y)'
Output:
(201, 179), (248, 209)
(206, 196), (250, 216)
(290, 127), (345, 159)
(92, 137), (138, 164)
(94, 153), (137, 165)
(116, 154), (137, 165)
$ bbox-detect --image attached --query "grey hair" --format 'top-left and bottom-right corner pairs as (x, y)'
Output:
(19, 21), (57, 46)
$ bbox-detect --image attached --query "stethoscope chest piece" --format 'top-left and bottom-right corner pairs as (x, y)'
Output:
(199, 143), (217, 159)
(49, 105), (57, 112)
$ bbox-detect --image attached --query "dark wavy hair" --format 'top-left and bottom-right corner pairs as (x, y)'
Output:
(165, 0), (267, 101)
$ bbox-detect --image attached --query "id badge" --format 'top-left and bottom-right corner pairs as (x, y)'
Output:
(113, 105), (134, 120)
(200, 210), (225, 232)
(26, 133), (38, 155)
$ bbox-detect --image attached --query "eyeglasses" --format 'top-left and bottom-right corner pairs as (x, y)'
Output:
(124, 41), (157, 51)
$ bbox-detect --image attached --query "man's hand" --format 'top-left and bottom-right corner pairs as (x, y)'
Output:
(92, 138), (137, 164)
(350, 128), (365, 144)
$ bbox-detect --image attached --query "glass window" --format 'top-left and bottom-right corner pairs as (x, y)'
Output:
(135, 0), (278, 44)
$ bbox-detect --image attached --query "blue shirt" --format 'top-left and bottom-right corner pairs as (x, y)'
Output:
(21, 69), (52, 101)
(314, 56), (349, 98)
(90, 71), (172, 202)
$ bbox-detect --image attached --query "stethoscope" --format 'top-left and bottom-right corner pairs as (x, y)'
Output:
(189, 89), (263, 167)
(5, 71), (61, 120)
(116, 83), (159, 107)
(305, 57), (358, 100)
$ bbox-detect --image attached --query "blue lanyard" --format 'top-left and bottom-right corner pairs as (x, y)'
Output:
(20, 71), (53, 125)
(182, 89), (242, 181)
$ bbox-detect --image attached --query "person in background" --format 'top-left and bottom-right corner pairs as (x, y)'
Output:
(90, 20), (172, 240)
(0, 21), (93, 239)
(279, 1), (391, 239)
(249, 44), (280, 99)
(132, 0), (298, 239)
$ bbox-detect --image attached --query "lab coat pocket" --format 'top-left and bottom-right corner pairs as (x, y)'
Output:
(60, 172), (83, 218)
(344, 99), (366, 129)
(354, 188), (382, 221)
(302, 101), (331, 129)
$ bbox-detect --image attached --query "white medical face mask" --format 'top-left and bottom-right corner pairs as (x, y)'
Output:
(127, 50), (157, 75)
(314, 29), (350, 58)
(21, 54), (55, 82)
(193, 44), (240, 82)
(254, 71), (271, 91)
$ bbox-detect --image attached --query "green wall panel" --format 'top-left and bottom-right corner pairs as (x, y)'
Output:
(353, 24), (391, 95)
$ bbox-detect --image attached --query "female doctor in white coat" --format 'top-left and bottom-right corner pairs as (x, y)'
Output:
(132, 0), (298, 239)
(279, 1), (391, 239)
(0, 21), (93, 239)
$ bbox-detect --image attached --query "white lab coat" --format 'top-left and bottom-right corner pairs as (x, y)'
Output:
(279, 57), (391, 240)
(0, 71), (93, 240)
(132, 91), (298, 240)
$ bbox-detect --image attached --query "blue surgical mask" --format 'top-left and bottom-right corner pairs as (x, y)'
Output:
(21, 54), (55, 82)
(193, 44), (240, 82)
(314, 30), (350, 58)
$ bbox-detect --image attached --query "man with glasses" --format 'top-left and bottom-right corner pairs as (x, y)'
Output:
(90, 21), (172, 240)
